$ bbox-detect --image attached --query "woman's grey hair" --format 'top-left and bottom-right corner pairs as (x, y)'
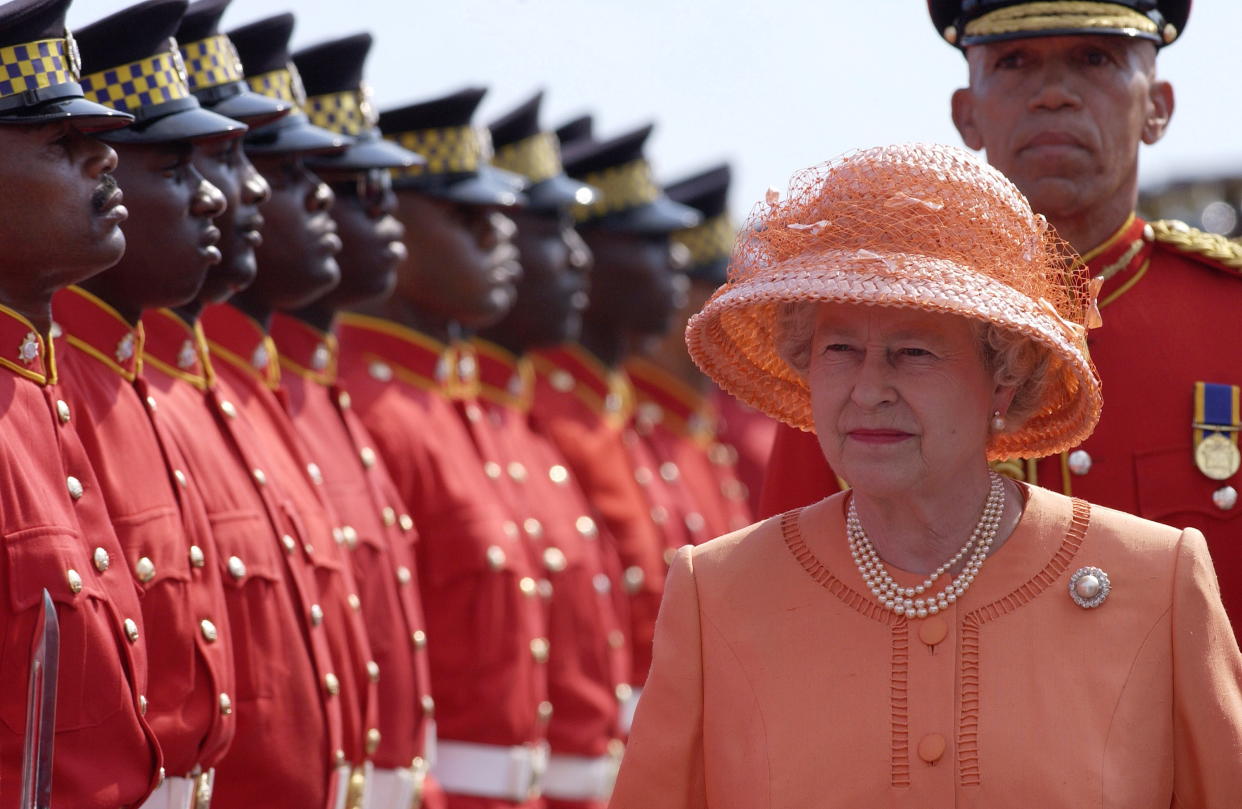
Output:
(774, 301), (1052, 431)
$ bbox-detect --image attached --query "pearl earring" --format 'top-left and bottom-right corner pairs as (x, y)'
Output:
(991, 410), (1006, 432)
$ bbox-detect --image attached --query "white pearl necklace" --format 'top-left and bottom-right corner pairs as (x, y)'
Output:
(848, 472), (1005, 618)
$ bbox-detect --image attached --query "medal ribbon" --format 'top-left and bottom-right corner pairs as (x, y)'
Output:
(1194, 381), (1240, 447)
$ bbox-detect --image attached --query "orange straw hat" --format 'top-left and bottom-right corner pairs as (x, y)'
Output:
(685, 142), (1103, 461)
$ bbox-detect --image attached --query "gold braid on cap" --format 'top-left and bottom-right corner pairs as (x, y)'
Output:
(247, 62), (306, 106)
(0, 36), (79, 99)
(573, 159), (660, 222)
(965, 1), (1158, 38)
(389, 125), (490, 178)
(675, 213), (735, 268)
(179, 34), (244, 93)
(492, 131), (562, 185)
(305, 83), (377, 136)
(80, 43), (191, 114)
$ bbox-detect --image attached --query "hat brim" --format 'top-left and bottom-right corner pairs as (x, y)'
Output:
(308, 131), (423, 171)
(524, 174), (599, 212)
(394, 165), (525, 207)
(203, 87), (291, 128)
(0, 95), (134, 132)
(685, 252), (1101, 461)
(243, 113), (350, 155)
(99, 103), (247, 144)
(584, 196), (702, 234)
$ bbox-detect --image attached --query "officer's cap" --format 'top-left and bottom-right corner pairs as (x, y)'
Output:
(929, 0), (1191, 49)
(0, 0), (132, 130)
(666, 163), (733, 285)
(293, 33), (421, 172)
(177, 0), (289, 127)
(75, 0), (245, 144)
(554, 114), (595, 165)
(489, 91), (596, 213)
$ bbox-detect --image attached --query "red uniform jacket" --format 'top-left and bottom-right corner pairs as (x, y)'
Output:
(527, 344), (670, 688)
(336, 315), (548, 756)
(55, 286), (235, 777)
(141, 307), (340, 809)
(758, 216), (1242, 626)
(471, 339), (630, 772)
(270, 314), (441, 796)
(201, 305), (377, 778)
(0, 303), (161, 809)
(712, 388), (777, 516)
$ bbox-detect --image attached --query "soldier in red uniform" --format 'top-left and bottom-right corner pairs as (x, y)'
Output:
(0, 0), (163, 804)
(337, 86), (553, 808)
(528, 123), (700, 730)
(53, 3), (244, 804)
(268, 32), (444, 809)
(759, 0), (1242, 627)
(482, 92), (632, 807)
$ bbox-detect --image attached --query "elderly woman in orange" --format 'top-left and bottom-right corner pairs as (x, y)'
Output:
(608, 143), (1242, 809)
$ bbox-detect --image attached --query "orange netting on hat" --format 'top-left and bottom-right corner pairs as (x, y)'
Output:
(685, 143), (1104, 460)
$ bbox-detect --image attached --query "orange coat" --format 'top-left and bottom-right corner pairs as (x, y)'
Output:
(611, 485), (1242, 808)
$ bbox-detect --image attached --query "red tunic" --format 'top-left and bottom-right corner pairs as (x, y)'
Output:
(0, 303), (161, 809)
(758, 216), (1242, 627)
(54, 286), (234, 778)
(336, 314), (549, 808)
(712, 388), (777, 517)
(200, 304), (378, 781)
(471, 339), (629, 785)
(270, 314), (442, 802)
(141, 307), (340, 809)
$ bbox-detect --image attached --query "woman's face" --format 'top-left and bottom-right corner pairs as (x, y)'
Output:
(808, 302), (1013, 496)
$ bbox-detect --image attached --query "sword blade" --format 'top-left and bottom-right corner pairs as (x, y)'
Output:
(20, 589), (59, 809)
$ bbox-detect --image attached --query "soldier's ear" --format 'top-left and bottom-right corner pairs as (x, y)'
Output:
(1141, 80), (1174, 146)
(951, 88), (984, 151)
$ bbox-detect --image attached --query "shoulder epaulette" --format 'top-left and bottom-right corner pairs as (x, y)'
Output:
(1148, 219), (1242, 276)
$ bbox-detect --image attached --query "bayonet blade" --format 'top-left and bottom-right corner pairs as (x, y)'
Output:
(20, 589), (59, 809)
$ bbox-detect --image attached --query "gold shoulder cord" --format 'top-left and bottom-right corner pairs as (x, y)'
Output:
(1148, 220), (1242, 273)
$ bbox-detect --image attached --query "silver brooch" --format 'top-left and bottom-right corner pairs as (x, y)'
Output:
(18, 332), (39, 365)
(177, 340), (197, 370)
(115, 333), (135, 363)
(251, 342), (269, 370)
(1068, 566), (1110, 609)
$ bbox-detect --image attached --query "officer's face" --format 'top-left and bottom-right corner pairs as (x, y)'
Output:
(951, 35), (1172, 227)
(241, 152), (341, 311)
(483, 209), (592, 349)
(97, 140), (226, 315)
(392, 191), (520, 331)
(582, 229), (688, 339)
(312, 167), (406, 311)
(193, 138), (271, 306)
(0, 122), (126, 298)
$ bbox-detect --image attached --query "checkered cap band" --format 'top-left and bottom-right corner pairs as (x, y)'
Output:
(492, 131), (561, 185)
(306, 86), (377, 136)
(390, 125), (489, 178)
(0, 38), (78, 100)
(573, 159), (661, 222)
(180, 35), (245, 92)
(675, 213), (735, 267)
(80, 49), (190, 114)
(247, 63), (305, 106)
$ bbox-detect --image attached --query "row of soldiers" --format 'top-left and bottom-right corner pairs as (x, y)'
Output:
(0, 0), (775, 807)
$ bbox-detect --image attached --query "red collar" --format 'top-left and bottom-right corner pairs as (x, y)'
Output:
(54, 285), (144, 381)
(337, 313), (479, 398)
(270, 313), (338, 386)
(200, 304), (281, 390)
(473, 338), (534, 411)
(625, 356), (716, 443)
(0, 302), (55, 385)
(1078, 214), (1154, 310)
(141, 308), (215, 389)
(530, 343), (633, 426)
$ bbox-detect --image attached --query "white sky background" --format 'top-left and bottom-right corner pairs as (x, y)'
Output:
(66, 0), (1242, 220)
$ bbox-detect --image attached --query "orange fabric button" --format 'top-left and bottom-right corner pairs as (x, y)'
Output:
(919, 616), (949, 648)
(918, 733), (947, 763)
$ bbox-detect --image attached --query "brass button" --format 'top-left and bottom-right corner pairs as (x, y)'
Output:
(608, 630), (625, 649)
(338, 391), (352, 409)
(134, 556), (156, 583)
(519, 577), (537, 596)
(123, 618), (140, 643)
(483, 461), (502, 480)
(281, 534), (296, 553)
(66, 475), (84, 500)
(341, 525), (358, 548)
(66, 568), (82, 594)
(463, 403), (482, 422)
(650, 505), (668, 524)
(366, 728), (381, 755)
(93, 547), (110, 572)
(219, 692), (233, 716)
(200, 619), (218, 643)
(324, 672), (340, 696)
(395, 566), (412, 585)
(918, 733), (946, 764)
(684, 512), (705, 533)
(486, 545), (506, 571)
(347, 593), (361, 612)
(310, 604), (324, 626)
(548, 465), (568, 485)
(538, 579), (553, 599)
(523, 517), (543, 539)
(398, 514), (414, 532)
(227, 556), (246, 580)
(575, 516), (597, 538)
(219, 400), (238, 419)
(139, 694), (148, 715)
(173, 469), (187, 488)
(411, 629), (427, 649)
(366, 660), (380, 683)
(659, 462), (679, 482)
(615, 683), (633, 702)
(537, 700), (554, 721)
(593, 573), (612, 594)
(332, 527), (345, 545)
(359, 447), (377, 468)
(381, 507), (396, 526)
(188, 545), (205, 567)
(542, 547), (567, 572)
(529, 637), (550, 663)
(919, 617), (949, 648)
(56, 399), (71, 423)
(507, 462), (527, 482)
(421, 694), (435, 716)
(307, 463), (323, 485)
(623, 566), (645, 593)
(501, 521), (518, 539)
(303, 542), (314, 556)
(251, 468), (267, 486)
(145, 395), (158, 411)
(634, 467), (652, 487)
